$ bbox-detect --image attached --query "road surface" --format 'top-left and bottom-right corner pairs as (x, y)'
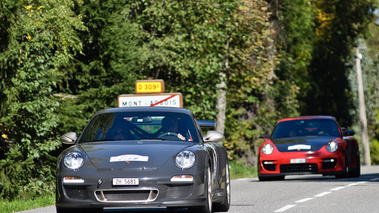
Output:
(17, 165), (379, 213)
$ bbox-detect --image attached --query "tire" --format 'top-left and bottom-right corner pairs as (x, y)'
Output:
(350, 153), (361, 178)
(213, 161), (231, 212)
(336, 154), (349, 178)
(189, 165), (212, 213)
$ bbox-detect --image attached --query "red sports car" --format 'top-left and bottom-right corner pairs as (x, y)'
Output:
(258, 116), (360, 181)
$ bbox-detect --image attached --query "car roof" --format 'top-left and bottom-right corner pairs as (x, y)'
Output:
(277, 116), (336, 123)
(95, 107), (193, 115)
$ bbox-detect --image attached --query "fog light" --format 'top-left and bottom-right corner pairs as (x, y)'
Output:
(63, 176), (84, 184)
(263, 161), (274, 164)
(170, 175), (194, 182)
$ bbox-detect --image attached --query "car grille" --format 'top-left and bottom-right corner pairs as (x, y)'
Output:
(65, 186), (89, 200)
(166, 185), (193, 199)
(322, 158), (337, 170)
(262, 164), (276, 171)
(280, 163), (318, 173)
(95, 189), (158, 203)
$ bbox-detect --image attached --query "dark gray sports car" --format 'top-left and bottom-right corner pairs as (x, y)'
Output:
(56, 107), (230, 213)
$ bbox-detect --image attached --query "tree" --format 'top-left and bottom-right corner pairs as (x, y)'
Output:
(55, 0), (146, 135)
(268, 0), (315, 118)
(301, 0), (375, 126)
(355, 13), (379, 165)
(124, 0), (276, 161)
(0, 0), (85, 199)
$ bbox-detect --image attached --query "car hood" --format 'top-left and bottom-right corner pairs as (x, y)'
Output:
(271, 136), (337, 152)
(78, 141), (196, 168)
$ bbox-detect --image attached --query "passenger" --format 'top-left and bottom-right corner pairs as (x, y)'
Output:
(317, 121), (338, 136)
(112, 126), (130, 140)
(110, 117), (132, 140)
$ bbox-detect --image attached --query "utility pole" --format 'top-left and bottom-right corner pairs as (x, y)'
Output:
(356, 47), (371, 166)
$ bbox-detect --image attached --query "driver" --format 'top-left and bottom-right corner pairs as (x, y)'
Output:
(160, 116), (185, 140)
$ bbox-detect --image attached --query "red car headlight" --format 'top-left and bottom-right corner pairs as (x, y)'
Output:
(262, 144), (274, 155)
(326, 141), (338, 153)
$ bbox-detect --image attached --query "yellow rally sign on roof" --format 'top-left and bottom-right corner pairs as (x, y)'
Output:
(135, 80), (164, 93)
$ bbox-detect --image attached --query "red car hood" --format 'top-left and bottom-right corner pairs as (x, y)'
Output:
(271, 136), (338, 152)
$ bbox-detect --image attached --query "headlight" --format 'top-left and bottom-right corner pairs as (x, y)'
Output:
(64, 152), (84, 170)
(175, 151), (196, 169)
(326, 141), (338, 152)
(262, 144), (274, 155)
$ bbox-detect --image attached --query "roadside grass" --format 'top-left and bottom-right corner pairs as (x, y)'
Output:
(0, 194), (55, 213)
(0, 161), (257, 212)
(230, 160), (258, 179)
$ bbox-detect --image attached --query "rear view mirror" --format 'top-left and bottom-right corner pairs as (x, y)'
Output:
(343, 130), (355, 137)
(61, 132), (77, 144)
(259, 134), (269, 139)
(203, 130), (225, 143)
(131, 116), (152, 123)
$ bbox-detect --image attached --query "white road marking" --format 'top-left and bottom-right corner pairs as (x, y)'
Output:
(315, 191), (331, 197)
(296, 198), (314, 203)
(347, 181), (366, 187)
(273, 177), (379, 212)
(331, 186), (346, 191)
(274, 205), (296, 212)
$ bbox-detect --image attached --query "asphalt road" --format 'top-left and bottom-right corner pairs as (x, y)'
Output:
(17, 165), (379, 213)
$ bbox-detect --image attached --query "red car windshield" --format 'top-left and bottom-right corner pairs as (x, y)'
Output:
(271, 119), (340, 139)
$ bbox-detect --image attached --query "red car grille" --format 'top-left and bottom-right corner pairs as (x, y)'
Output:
(280, 163), (318, 173)
(322, 159), (337, 170)
(262, 163), (276, 171)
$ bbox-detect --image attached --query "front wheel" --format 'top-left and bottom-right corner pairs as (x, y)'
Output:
(336, 154), (349, 179)
(189, 165), (212, 213)
(213, 161), (231, 212)
(349, 153), (361, 178)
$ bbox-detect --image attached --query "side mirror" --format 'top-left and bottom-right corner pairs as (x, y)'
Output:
(61, 132), (78, 144)
(203, 130), (225, 143)
(343, 130), (355, 137)
(259, 134), (269, 139)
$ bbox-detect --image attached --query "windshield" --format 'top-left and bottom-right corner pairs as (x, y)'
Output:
(78, 111), (200, 143)
(271, 119), (340, 139)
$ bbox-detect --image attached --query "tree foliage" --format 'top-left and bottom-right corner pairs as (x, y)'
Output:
(0, 0), (86, 199)
(359, 11), (379, 165)
(301, 0), (376, 126)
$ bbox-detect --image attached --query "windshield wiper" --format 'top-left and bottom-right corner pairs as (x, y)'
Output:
(138, 138), (166, 140)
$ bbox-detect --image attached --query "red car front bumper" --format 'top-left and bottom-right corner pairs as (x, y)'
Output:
(258, 146), (346, 177)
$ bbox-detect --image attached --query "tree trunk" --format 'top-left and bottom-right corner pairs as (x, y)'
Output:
(216, 40), (229, 134)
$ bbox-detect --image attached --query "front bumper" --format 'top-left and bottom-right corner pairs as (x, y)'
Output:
(258, 149), (346, 176)
(56, 166), (207, 209)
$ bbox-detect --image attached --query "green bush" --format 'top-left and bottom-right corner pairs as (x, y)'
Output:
(370, 139), (379, 165)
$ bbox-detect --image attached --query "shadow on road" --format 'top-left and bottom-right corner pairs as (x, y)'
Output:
(250, 165), (379, 183)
